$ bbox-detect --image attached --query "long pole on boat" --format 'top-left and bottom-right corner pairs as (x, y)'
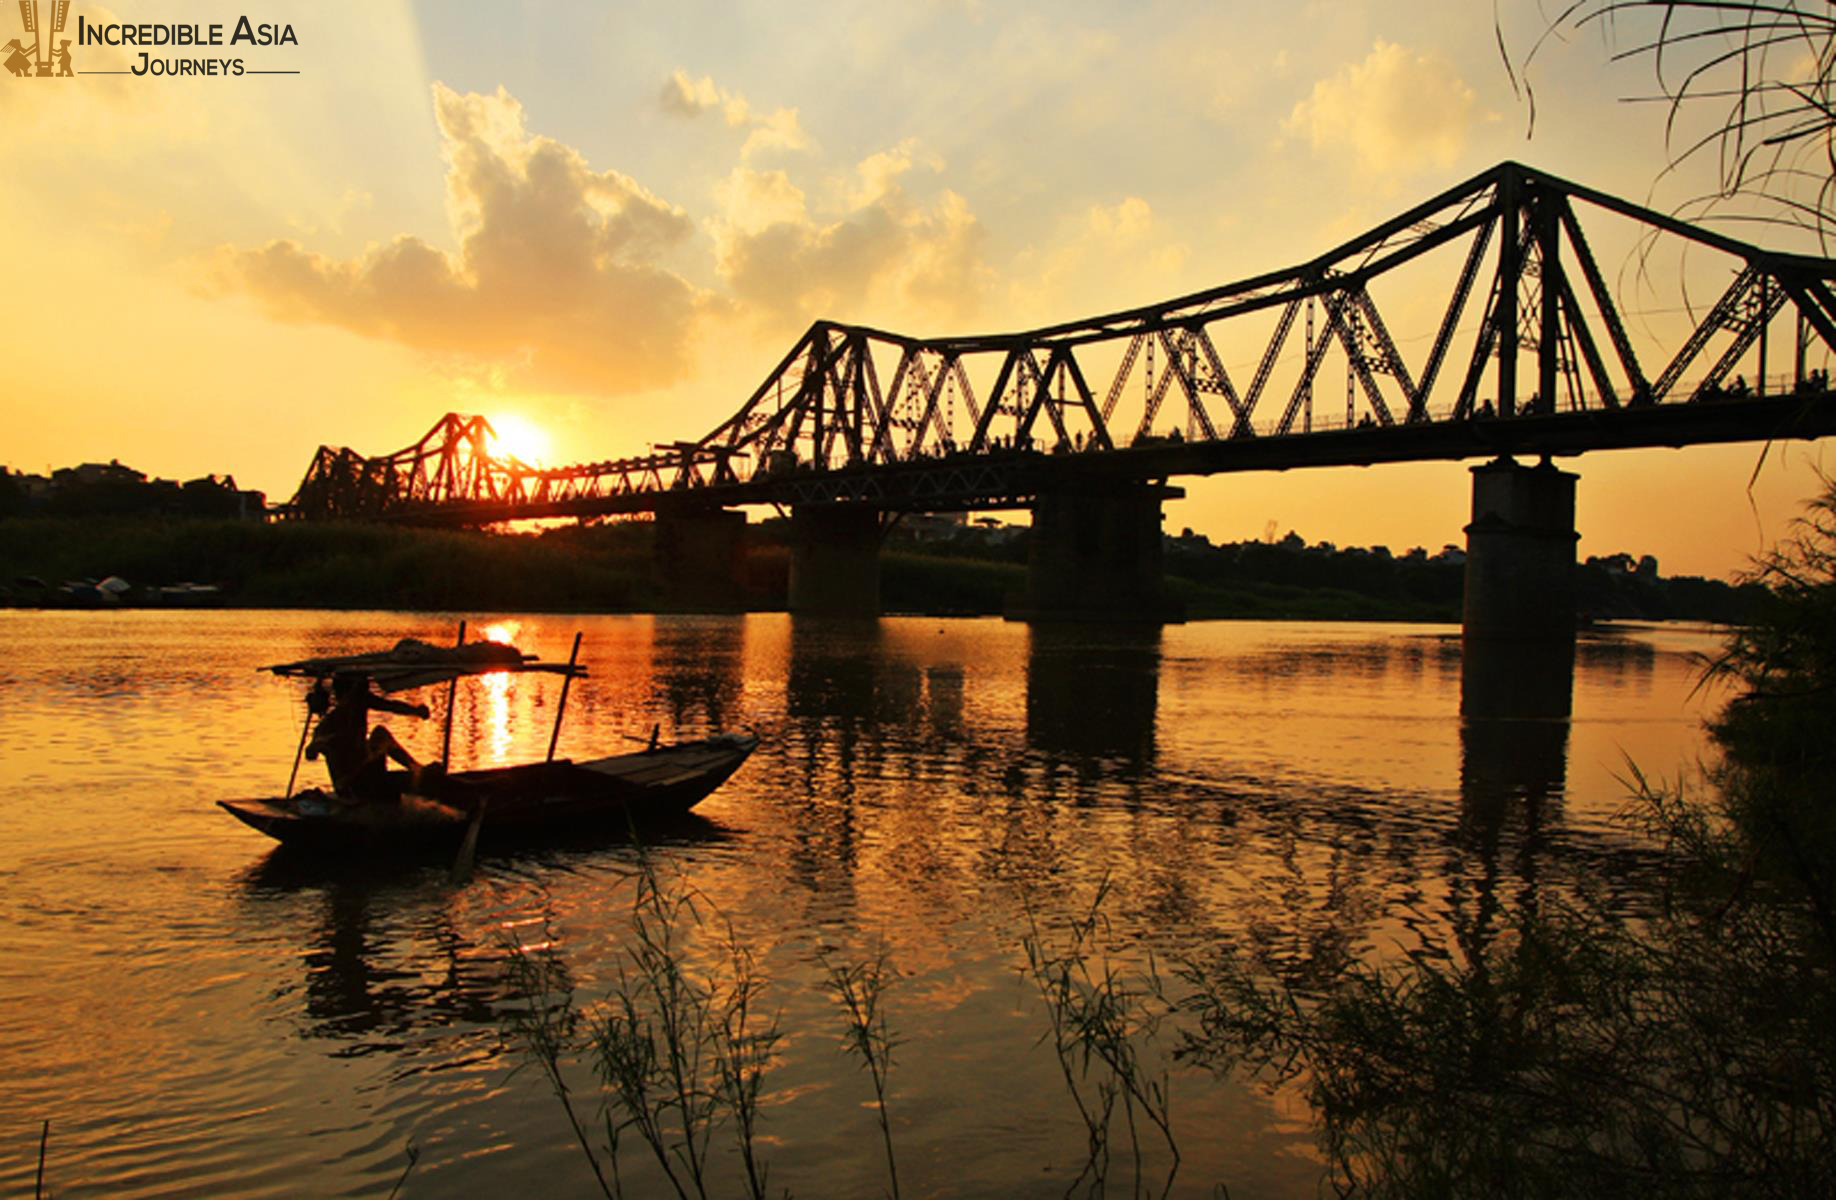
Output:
(283, 687), (315, 799)
(441, 619), (466, 768)
(547, 631), (583, 763)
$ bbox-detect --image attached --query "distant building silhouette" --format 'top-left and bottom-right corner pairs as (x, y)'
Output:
(5, 458), (265, 518)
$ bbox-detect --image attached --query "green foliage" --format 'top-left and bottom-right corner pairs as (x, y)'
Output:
(1174, 482), (1836, 1197)
(1181, 883), (1836, 1197)
(0, 470), (26, 519)
(1706, 485), (1836, 950)
(880, 551), (1024, 615)
(0, 517), (655, 611)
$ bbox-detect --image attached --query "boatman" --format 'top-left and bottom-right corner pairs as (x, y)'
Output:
(304, 673), (433, 802)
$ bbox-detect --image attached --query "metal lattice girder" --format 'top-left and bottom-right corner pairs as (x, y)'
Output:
(1278, 288), (1356, 433)
(696, 164), (1836, 457)
(1694, 275), (1789, 399)
(1243, 298), (1301, 427)
(1351, 285), (1418, 415)
(1650, 268), (1760, 401)
(1102, 335), (1145, 423)
(1417, 216), (1495, 419)
(286, 162), (1836, 524)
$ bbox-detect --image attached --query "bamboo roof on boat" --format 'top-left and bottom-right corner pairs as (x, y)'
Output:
(262, 637), (586, 692)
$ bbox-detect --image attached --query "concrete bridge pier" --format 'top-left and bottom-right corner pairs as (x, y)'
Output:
(1460, 456), (1578, 717)
(788, 504), (884, 617)
(653, 508), (749, 611)
(1008, 483), (1185, 623)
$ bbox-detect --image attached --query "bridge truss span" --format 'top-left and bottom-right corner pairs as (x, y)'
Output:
(286, 162), (1836, 524)
(698, 162), (1836, 483)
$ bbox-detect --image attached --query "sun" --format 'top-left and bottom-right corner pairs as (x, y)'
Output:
(487, 413), (552, 465)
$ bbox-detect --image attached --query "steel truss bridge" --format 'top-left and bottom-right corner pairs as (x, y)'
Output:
(283, 161), (1836, 526)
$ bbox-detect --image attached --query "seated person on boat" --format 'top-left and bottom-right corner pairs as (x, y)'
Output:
(304, 673), (434, 802)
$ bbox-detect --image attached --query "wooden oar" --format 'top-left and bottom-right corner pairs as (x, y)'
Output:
(444, 619), (476, 885)
(450, 796), (488, 885)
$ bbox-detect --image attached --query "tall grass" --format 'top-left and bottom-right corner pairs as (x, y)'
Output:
(1022, 877), (1181, 1200)
(819, 944), (902, 1199)
(503, 849), (780, 1200)
(504, 859), (1202, 1197)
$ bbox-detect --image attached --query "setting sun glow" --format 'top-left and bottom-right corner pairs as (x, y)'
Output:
(487, 415), (552, 466)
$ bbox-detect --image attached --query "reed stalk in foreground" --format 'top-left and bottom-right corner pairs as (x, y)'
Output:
(503, 849), (781, 1200)
(820, 943), (902, 1200)
(385, 1141), (420, 1200)
(1022, 876), (1181, 1200)
(506, 859), (1208, 1197)
(504, 942), (621, 1199)
(711, 923), (779, 1200)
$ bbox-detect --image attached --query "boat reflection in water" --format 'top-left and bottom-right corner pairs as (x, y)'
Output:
(650, 614), (747, 735)
(241, 858), (512, 1049)
(236, 815), (732, 1054)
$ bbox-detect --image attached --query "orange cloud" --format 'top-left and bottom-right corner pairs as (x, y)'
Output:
(218, 83), (701, 395)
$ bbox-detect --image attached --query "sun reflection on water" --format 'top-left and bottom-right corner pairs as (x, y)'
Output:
(478, 621), (520, 765)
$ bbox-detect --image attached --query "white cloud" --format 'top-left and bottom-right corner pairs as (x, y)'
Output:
(659, 68), (811, 161)
(220, 84), (703, 395)
(1086, 195), (1155, 241)
(711, 145), (990, 330)
(1285, 40), (1480, 174)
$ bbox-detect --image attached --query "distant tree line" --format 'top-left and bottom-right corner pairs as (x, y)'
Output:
(884, 518), (1760, 624)
(0, 463), (264, 520)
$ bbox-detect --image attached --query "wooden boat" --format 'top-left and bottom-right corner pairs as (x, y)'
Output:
(220, 629), (758, 853)
(218, 733), (758, 851)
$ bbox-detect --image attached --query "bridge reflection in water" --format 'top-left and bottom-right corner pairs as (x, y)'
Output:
(1025, 623), (1160, 766)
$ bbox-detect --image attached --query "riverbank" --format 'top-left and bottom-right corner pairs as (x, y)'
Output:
(0, 517), (664, 612)
(0, 515), (1756, 622)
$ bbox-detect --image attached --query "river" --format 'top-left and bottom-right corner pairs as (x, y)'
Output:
(0, 610), (1725, 1197)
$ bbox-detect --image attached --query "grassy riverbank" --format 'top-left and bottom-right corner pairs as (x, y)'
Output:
(0, 518), (662, 611)
(0, 514), (1749, 622)
(1173, 487), (1836, 1196)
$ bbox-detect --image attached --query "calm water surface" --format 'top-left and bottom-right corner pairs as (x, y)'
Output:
(0, 611), (1725, 1197)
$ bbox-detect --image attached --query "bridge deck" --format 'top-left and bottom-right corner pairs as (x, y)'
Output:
(384, 392), (1836, 525)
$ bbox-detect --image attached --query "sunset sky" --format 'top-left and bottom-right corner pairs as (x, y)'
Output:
(4, 0), (1831, 577)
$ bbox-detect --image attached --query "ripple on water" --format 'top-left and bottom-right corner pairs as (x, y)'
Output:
(0, 612), (1721, 1197)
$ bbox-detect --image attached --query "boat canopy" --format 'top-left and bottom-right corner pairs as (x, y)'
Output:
(263, 637), (587, 692)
